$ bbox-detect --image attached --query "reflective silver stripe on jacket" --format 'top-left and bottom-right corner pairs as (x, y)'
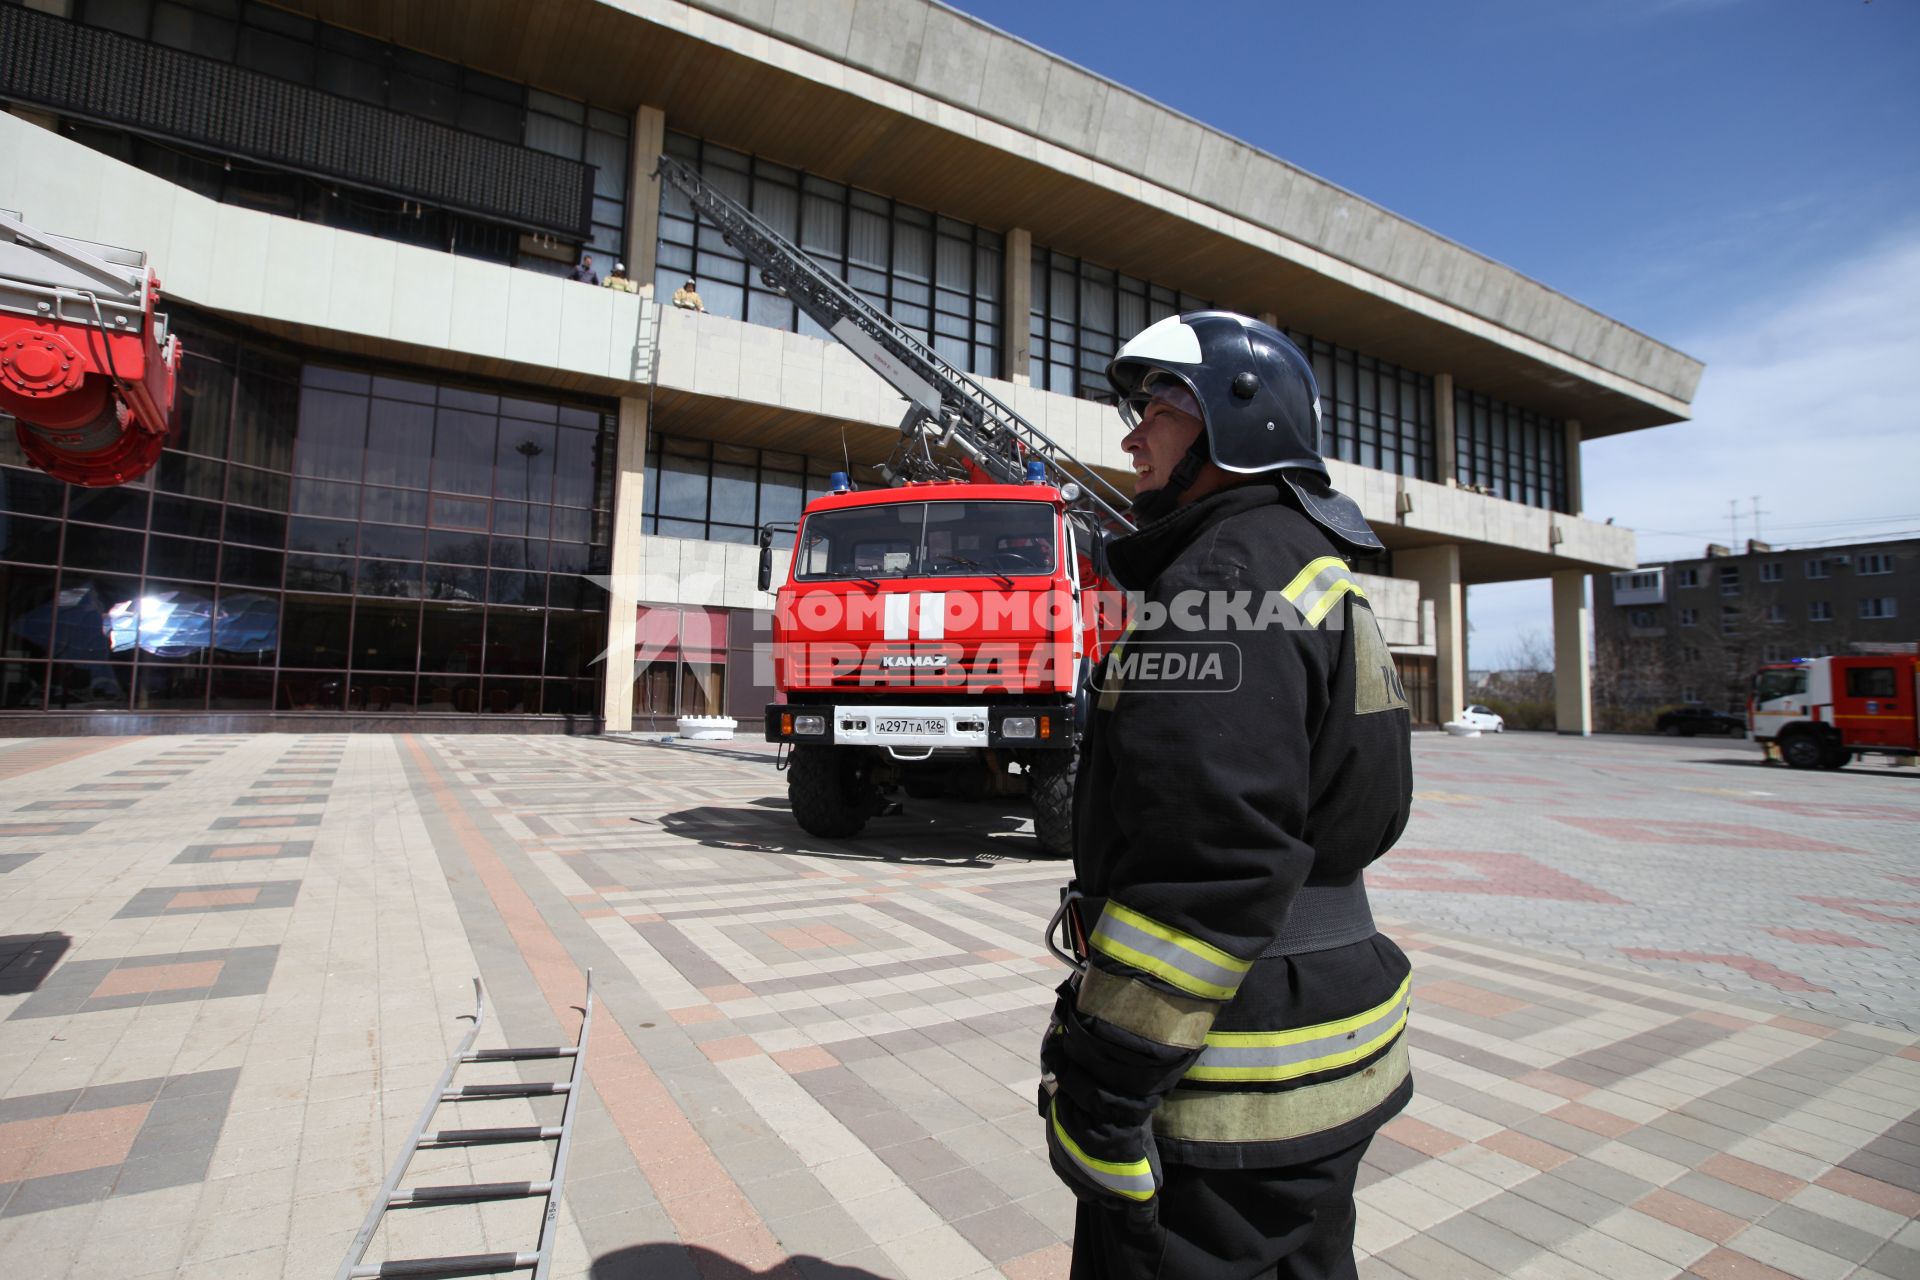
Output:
(1089, 901), (1252, 1002)
(1185, 977), (1410, 1083)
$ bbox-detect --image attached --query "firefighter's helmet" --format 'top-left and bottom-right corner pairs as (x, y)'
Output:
(1106, 311), (1382, 552)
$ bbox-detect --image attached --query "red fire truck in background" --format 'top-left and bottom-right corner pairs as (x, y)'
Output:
(1749, 650), (1920, 770)
(657, 156), (1133, 854)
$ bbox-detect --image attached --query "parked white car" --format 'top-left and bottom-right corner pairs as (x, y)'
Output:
(1456, 705), (1505, 733)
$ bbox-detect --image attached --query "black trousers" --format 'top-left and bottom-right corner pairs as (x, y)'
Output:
(1069, 1137), (1373, 1280)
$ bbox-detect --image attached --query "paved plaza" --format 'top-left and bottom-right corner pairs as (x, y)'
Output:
(0, 729), (1914, 1280)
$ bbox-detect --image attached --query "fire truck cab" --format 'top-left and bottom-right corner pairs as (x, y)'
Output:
(761, 474), (1114, 854)
(1749, 653), (1920, 770)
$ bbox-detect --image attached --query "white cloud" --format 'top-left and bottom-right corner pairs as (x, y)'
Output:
(1468, 227), (1920, 670)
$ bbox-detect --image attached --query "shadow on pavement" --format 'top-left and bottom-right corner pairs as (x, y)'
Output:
(591, 1245), (890, 1278)
(0, 932), (70, 994)
(651, 801), (1064, 868)
(1686, 756), (1919, 780)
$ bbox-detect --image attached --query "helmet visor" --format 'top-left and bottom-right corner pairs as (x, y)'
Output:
(1117, 370), (1202, 431)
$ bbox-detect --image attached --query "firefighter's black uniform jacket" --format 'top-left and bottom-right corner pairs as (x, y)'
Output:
(1045, 481), (1413, 1205)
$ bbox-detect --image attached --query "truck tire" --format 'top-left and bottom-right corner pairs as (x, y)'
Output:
(1780, 733), (1826, 771)
(1026, 748), (1076, 858)
(1819, 740), (1851, 770)
(788, 745), (875, 839)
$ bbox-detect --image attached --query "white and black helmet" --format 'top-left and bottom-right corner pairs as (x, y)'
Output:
(1107, 311), (1383, 552)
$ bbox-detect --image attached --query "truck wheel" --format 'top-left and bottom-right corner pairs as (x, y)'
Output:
(1819, 740), (1851, 770)
(1780, 734), (1826, 771)
(788, 745), (875, 838)
(1026, 749), (1076, 858)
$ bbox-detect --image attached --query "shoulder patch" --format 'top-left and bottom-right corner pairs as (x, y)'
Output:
(1352, 604), (1410, 716)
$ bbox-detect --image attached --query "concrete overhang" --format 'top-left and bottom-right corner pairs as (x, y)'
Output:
(276, 0), (1701, 435)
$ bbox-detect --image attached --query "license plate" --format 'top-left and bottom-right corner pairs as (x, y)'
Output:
(876, 718), (944, 735)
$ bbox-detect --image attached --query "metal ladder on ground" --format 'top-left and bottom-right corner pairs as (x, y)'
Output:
(336, 971), (594, 1280)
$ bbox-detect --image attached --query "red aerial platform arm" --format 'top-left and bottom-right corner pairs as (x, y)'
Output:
(0, 210), (182, 487)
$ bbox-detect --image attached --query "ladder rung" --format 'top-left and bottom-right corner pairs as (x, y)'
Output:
(352, 1251), (538, 1277)
(440, 1082), (570, 1100)
(422, 1126), (562, 1148)
(462, 1046), (575, 1062)
(389, 1180), (552, 1208)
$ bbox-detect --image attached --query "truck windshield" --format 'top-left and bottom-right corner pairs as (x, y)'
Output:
(1754, 668), (1808, 702)
(796, 500), (1056, 581)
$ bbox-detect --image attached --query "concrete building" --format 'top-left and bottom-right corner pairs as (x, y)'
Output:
(1596, 536), (1919, 714)
(0, 0), (1701, 733)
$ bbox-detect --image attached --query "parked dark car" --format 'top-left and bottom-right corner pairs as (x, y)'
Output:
(1656, 707), (1747, 738)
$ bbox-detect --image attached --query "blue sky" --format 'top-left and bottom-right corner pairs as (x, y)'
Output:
(952, 0), (1920, 672)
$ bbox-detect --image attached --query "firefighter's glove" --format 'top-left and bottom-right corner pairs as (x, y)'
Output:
(1043, 1086), (1161, 1230)
(1040, 975), (1196, 1106)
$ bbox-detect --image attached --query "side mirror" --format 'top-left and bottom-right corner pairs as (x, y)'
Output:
(757, 527), (774, 592)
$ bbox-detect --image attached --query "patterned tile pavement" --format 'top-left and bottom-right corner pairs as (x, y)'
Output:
(0, 729), (1912, 1279)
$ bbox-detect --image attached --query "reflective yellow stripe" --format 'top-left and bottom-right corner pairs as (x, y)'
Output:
(1076, 963), (1217, 1050)
(1282, 556), (1367, 628)
(1089, 901), (1252, 1002)
(1185, 977), (1410, 1083)
(1155, 1037), (1412, 1144)
(1049, 1099), (1156, 1200)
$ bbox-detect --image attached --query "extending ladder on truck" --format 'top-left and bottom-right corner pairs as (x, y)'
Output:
(654, 153), (1134, 539)
(336, 972), (595, 1280)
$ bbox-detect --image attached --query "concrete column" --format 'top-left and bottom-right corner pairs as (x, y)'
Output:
(1552, 570), (1593, 735)
(1563, 418), (1584, 517)
(1398, 544), (1465, 722)
(1004, 226), (1032, 384)
(600, 395), (651, 731)
(626, 105), (667, 294)
(1433, 372), (1456, 485)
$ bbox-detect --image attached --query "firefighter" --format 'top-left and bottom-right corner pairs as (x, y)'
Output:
(1041, 311), (1413, 1278)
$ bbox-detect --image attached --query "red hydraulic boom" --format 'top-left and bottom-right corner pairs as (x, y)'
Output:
(0, 209), (181, 486)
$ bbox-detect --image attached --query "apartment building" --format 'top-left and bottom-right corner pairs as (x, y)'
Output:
(1597, 536), (1919, 710)
(0, 0), (1701, 732)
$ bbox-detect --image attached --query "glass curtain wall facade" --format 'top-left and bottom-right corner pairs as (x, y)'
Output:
(1028, 248), (1207, 399)
(1454, 389), (1568, 512)
(52, 0), (629, 268)
(1291, 334), (1436, 481)
(641, 436), (847, 546)
(657, 132), (1004, 378)
(0, 311), (613, 722)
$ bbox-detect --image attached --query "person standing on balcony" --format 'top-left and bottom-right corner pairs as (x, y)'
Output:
(604, 262), (638, 294)
(671, 278), (706, 312)
(568, 253), (599, 285)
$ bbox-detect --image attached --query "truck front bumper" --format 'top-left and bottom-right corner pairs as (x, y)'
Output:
(765, 702), (1072, 750)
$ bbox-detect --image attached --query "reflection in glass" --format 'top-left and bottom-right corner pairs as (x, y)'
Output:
(280, 595), (352, 666)
(1, 565), (58, 659)
(48, 662), (131, 710)
(213, 592), (281, 659)
(136, 664), (208, 710)
(349, 674), (414, 712)
(421, 605), (484, 673)
(210, 667), (274, 709)
(418, 675), (481, 712)
(277, 670), (347, 711)
(0, 660), (46, 710)
(352, 599), (421, 670)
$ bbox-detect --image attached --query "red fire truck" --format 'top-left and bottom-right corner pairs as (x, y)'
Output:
(1749, 651), (1920, 770)
(658, 156), (1132, 854)
(1, 210), (181, 485)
